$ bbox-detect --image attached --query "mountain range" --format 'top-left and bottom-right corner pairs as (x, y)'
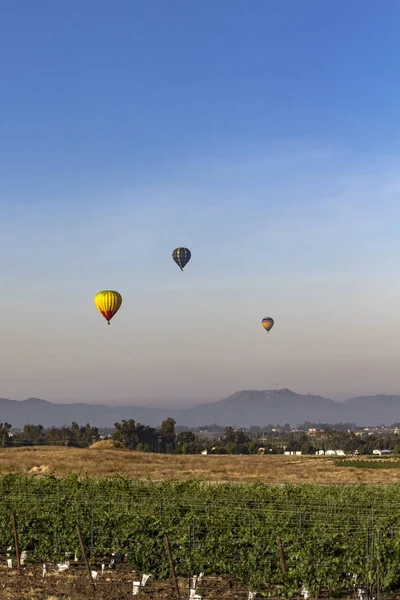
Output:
(0, 389), (399, 429)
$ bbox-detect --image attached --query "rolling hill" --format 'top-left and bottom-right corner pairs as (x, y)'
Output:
(0, 389), (398, 428)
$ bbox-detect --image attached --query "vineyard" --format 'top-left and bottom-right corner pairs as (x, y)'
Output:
(1, 476), (400, 598)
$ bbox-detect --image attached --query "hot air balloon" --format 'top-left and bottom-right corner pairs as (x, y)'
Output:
(94, 290), (122, 325)
(172, 247), (191, 271)
(262, 317), (274, 333)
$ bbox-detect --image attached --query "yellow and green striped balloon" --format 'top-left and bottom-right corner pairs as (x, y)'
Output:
(94, 290), (122, 325)
(261, 317), (274, 333)
(172, 247), (191, 271)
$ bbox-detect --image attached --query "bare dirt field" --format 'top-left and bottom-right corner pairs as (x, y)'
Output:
(0, 446), (398, 484)
(0, 563), (249, 600)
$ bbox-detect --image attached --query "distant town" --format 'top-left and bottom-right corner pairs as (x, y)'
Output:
(1, 418), (400, 456)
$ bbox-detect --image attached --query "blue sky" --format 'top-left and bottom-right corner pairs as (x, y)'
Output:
(1, 1), (400, 405)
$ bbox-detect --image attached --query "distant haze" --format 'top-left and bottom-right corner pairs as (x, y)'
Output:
(3, 390), (400, 429)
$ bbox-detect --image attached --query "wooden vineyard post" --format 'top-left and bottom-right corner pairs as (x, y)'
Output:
(277, 538), (286, 574)
(76, 524), (95, 591)
(165, 534), (181, 600)
(11, 511), (21, 575)
(376, 530), (381, 600)
(90, 500), (94, 558)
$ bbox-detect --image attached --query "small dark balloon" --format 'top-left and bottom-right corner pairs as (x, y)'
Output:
(172, 247), (191, 271)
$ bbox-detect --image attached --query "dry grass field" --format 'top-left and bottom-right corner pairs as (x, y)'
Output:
(0, 446), (398, 484)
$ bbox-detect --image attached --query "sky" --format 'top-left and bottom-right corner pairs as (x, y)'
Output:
(1, 0), (400, 406)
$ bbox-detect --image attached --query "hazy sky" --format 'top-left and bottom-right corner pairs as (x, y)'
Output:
(1, 1), (400, 405)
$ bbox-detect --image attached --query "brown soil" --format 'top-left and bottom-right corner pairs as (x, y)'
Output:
(0, 563), (254, 600)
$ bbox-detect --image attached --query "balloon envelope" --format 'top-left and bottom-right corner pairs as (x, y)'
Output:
(172, 247), (191, 271)
(94, 290), (122, 324)
(261, 317), (274, 333)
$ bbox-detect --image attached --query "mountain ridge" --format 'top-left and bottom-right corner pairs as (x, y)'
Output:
(0, 389), (399, 428)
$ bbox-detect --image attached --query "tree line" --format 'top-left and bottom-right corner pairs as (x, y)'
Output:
(0, 419), (260, 453)
(0, 418), (400, 455)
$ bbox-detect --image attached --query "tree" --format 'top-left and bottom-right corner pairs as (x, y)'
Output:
(0, 423), (12, 447)
(113, 419), (139, 449)
(235, 429), (250, 444)
(342, 432), (360, 454)
(44, 426), (71, 446)
(248, 440), (265, 454)
(223, 426), (235, 443)
(176, 431), (196, 447)
(19, 424), (44, 445)
(137, 442), (150, 452)
(300, 441), (316, 455)
(181, 441), (199, 454)
(78, 423), (100, 446)
(286, 439), (301, 452)
(226, 441), (238, 454)
(135, 423), (157, 448)
(159, 418), (176, 449)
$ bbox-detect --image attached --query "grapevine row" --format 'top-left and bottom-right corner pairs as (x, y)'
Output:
(1, 475), (400, 596)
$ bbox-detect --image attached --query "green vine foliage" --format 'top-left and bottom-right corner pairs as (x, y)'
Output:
(1, 476), (400, 596)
